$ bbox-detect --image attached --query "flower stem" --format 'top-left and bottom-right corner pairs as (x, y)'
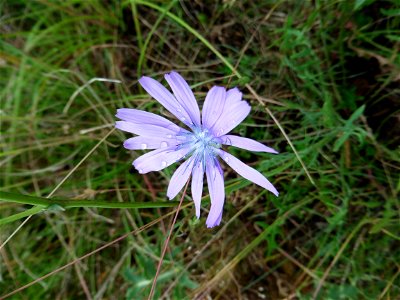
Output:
(147, 179), (190, 300)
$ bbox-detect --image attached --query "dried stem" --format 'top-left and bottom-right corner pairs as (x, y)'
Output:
(147, 179), (190, 300)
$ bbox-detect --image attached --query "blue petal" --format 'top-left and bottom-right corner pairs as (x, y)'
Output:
(139, 76), (194, 127)
(165, 71), (201, 127)
(133, 146), (192, 174)
(220, 135), (278, 154)
(115, 121), (177, 138)
(123, 136), (179, 150)
(219, 150), (278, 196)
(202, 86), (226, 129)
(167, 155), (195, 200)
(116, 108), (181, 131)
(211, 100), (251, 137)
(191, 158), (204, 218)
(205, 158), (225, 228)
(226, 87), (242, 104)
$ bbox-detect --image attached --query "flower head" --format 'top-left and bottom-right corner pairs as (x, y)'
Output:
(116, 71), (278, 228)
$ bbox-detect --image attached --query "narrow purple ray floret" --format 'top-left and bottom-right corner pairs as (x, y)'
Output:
(116, 71), (279, 228)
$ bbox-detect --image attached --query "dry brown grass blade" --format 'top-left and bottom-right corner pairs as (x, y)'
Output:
(0, 204), (190, 299)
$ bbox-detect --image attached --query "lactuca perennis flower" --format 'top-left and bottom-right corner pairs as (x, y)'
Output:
(116, 71), (278, 228)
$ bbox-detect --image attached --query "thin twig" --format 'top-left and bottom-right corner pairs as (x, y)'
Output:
(147, 179), (190, 300)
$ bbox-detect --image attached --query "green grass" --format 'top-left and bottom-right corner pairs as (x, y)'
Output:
(1, 0), (399, 299)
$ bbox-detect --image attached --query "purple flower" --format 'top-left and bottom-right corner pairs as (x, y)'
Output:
(116, 71), (278, 228)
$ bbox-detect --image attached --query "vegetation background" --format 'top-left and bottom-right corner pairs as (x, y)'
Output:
(1, 0), (399, 299)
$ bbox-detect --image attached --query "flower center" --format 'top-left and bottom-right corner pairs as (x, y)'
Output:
(193, 127), (221, 153)
(174, 127), (221, 165)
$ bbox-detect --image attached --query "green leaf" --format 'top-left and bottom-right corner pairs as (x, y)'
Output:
(333, 105), (366, 152)
(322, 95), (336, 127)
(347, 105), (365, 124)
(380, 8), (400, 16)
(354, 0), (374, 11)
